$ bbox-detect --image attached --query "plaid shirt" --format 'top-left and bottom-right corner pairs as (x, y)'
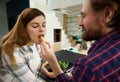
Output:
(56, 31), (120, 82)
(0, 44), (43, 82)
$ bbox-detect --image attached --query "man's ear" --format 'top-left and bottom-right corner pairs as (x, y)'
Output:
(104, 7), (115, 23)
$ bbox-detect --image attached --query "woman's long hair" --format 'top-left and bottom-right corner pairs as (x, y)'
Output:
(0, 8), (45, 67)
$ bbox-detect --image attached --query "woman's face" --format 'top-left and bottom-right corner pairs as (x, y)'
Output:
(26, 15), (46, 44)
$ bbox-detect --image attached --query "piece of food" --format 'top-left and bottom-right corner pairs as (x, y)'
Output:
(58, 60), (69, 71)
(40, 36), (45, 42)
(67, 71), (72, 77)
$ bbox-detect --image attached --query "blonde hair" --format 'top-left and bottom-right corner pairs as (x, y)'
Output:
(0, 8), (45, 67)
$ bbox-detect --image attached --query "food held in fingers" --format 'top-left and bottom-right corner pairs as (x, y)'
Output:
(40, 36), (45, 42)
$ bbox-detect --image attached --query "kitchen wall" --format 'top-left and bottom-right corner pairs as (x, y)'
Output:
(48, 0), (83, 10)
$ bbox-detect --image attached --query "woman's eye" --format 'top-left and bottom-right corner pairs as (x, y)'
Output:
(32, 25), (38, 28)
(42, 22), (46, 27)
(42, 25), (46, 27)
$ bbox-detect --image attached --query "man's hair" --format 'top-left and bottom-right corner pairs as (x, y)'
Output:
(90, 0), (120, 32)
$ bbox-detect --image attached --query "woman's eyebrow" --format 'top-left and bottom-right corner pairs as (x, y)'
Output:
(30, 22), (38, 24)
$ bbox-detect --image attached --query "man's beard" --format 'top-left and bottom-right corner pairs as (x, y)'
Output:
(82, 27), (102, 41)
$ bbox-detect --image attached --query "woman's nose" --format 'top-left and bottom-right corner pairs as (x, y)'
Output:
(38, 26), (43, 32)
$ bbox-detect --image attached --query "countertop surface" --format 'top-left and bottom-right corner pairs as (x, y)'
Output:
(39, 50), (86, 82)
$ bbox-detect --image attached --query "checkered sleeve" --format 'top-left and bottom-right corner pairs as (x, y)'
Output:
(1, 48), (42, 82)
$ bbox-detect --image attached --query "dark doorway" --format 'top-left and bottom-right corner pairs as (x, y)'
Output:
(6, 0), (29, 31)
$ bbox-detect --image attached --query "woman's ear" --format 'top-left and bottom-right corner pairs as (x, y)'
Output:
(104, 7), (115, 23)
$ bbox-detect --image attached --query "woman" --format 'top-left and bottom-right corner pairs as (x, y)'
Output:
(0, 8), (55, 82)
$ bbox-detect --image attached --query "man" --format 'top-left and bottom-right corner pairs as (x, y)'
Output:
(40, 0), (120, 81)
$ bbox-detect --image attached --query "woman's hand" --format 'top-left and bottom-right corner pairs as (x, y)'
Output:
(40, 41), (56, 62)
(40, 41), (63, 76)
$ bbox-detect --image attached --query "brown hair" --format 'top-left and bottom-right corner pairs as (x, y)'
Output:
(0, 8), (45, 67)
(90, 0), (120, 32)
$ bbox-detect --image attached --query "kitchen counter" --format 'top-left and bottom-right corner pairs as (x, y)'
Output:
(39, 50), (86, 82)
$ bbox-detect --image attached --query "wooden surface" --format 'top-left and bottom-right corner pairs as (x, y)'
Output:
(79, 49), (87, 55)
(53, 42), (61, 52)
